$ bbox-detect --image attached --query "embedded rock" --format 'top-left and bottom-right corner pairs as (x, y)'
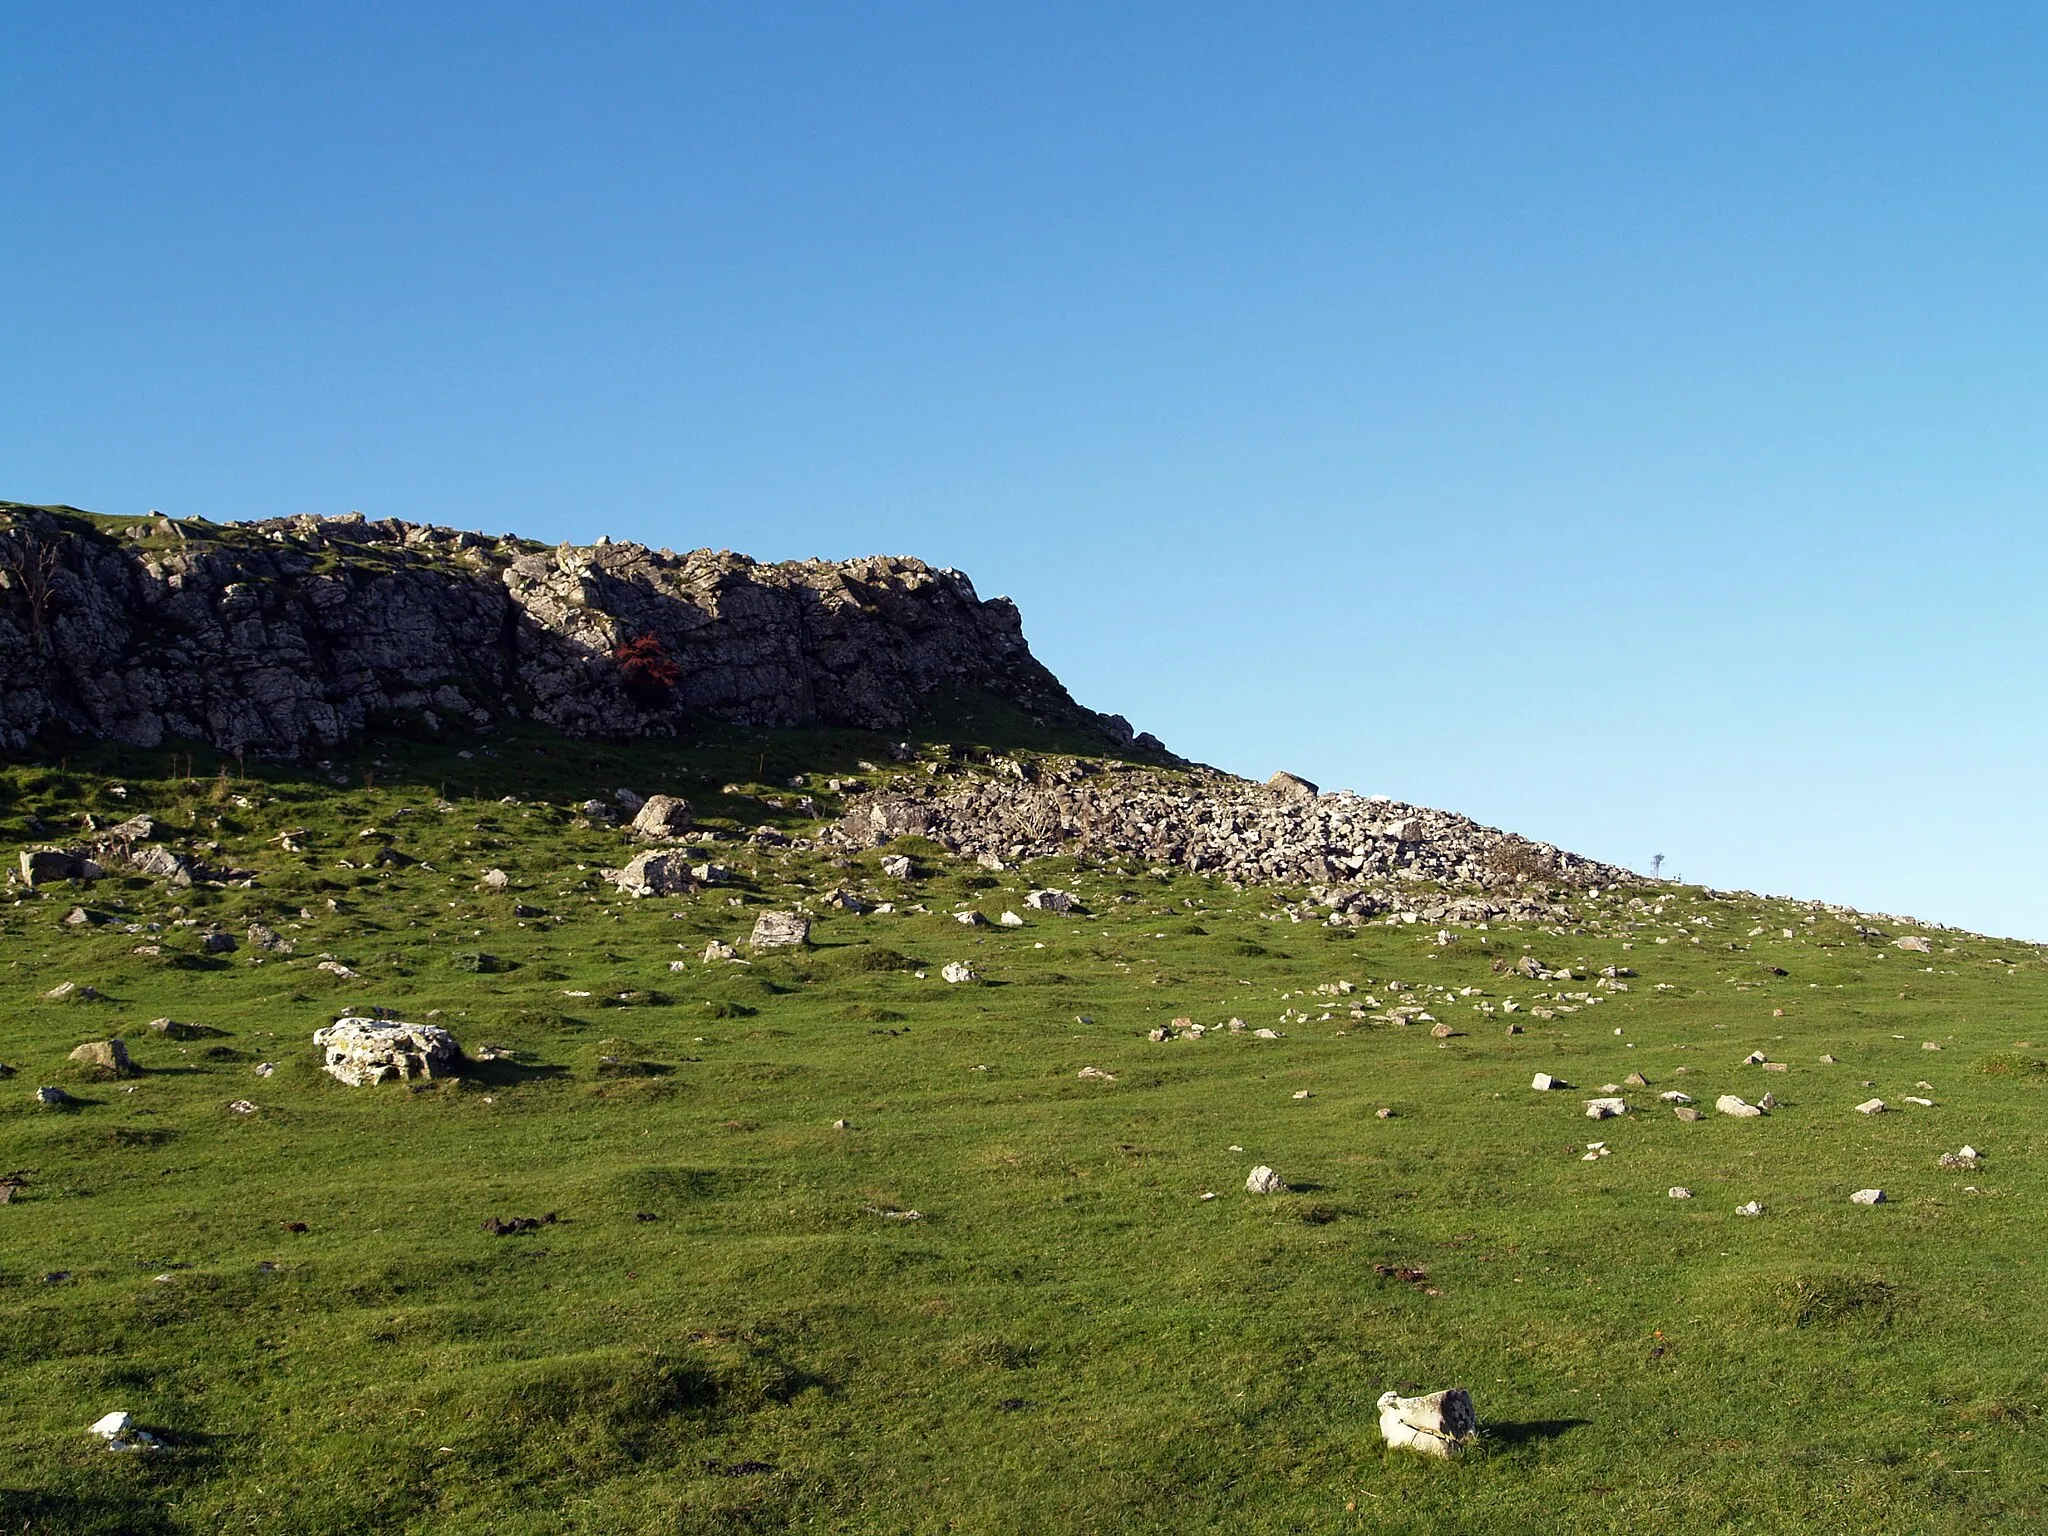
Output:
(748, 911), (810, 950)
(612, 851), (696, 898)
(1376, 1388), (1477, 1458)
(69, 1039), (134, 1076)
(312, 1019), (461, 1086)
(1245, 1165), (1287, 1195)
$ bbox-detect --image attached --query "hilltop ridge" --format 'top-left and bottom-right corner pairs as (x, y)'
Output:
(0, 503), (1153, 758)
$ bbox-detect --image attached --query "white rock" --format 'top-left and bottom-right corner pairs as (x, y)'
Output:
(1734, 1200), (1764, 1217)
(748, 911), (810, 949)
(612, 850), (696, 897)
(1025, 888), (1076, 912)
(701, 940), (737, 962)
(1903, 1095), (1934, 1107)
(311, 1019), (461, 1087)
(1583, 1097), (1628, 1119)
(1894, 935), (1932, 952)
(999, 911), (1025, 927)
(1658, 1090), (1695, 1104)
(88, 1412), (133, 1439)
(1849, 1188), (1886, 1205)
(954, 910), (986, 926)
(1245, 1165), (1287, 1195)
(1744, 1051), (1769, 1065)
(1531, 1073), (1563, 1091)
(1854, 1098), (1886, 1115)
(1076, 1066), (1115, 1081)
(481, 868), (509, 892)
(1668, 1187), (1693, 1199)
(1253, 1027), (1281, 1039)
(941, 960), (977, 984)
(1716, 1095), (1763, 1117)
(1376, 1388), (1476, 1458)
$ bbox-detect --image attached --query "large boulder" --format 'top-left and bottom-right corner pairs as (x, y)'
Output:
(749, 911), (810, 950)
(69, 1039), (134, 1077)
(312, 1019), (462, 1086)
(1267, 771), (1319, 801)
(1025, 889), (1075, 913)
(20, 849), (102, 887)
(630, 794), (694, 840)
(610, 851), (697, 897)
(1377, 1388), (1477, 1458)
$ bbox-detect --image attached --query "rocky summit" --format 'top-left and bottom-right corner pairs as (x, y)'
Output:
(0, 504), (1148, 755)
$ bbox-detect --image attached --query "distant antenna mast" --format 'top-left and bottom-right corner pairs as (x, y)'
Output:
(1651, 853), (1665, 879)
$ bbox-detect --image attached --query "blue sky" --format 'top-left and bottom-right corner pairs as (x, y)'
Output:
(5, 4), (2046, 936)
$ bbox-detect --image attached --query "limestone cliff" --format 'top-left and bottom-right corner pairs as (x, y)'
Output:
(0, 504), (1135, 754)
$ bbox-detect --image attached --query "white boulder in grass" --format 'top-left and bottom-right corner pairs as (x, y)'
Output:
(1377, 1388), (1478, 1458)
(748, 911), (810, 950)
(1583, 1097), (1628, 1119)
(313, 1019), (461, 1087)
(1245, 1165), (1287, 1195)
(1716, 1095), (1764, 1118)
(1850, 1188), (1886, 1205)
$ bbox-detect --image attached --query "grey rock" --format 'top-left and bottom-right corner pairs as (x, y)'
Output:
(612, 851), (696, 897)
(629, 794), (693, 840)
(1245, 1165), (1287, 1195)
(1025, 888), (1076, 913)
(0, 507), (1116, 754)
(68, 1039), (133, 1076)
(312, 1018), (461, 1086)
(1849, 1188), (1886, 1205)
(1377, 1388), (1477, 1458)
(1267, 771), (1319, 801)
(940, 960), (978, 984)
(879, 854), (913, 879)
(1716, 1095), (1763, 1118)
(748, 911), (810, 950)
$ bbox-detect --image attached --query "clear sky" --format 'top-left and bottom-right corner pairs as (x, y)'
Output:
(5, 4), (2045, 936)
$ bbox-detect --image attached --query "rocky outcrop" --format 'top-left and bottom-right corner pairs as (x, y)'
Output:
(312, 1019), (461, 1086)
(0, 505), (1126, 753)
(831, 758), (1632, 921)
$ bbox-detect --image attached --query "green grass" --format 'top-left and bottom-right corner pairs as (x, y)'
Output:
(1, 717), (2045, 1532)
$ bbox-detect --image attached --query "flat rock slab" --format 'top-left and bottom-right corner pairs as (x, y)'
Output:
(749, 911), (810, 949)
(312, 1019), (461, 1087)
(1716, 1095), (1763, 1118)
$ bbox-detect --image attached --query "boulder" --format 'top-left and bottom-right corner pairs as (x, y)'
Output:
(1849, 1188), (1886, 1205)
(1854, 1098), (1886, 1115)
(1583, 1097), (1628, 1119)
(1376, 1388), (1477, 1458)
(127, 845), (191, 883)
(1025, 889), (1076, 913)
(247, 924), (293, 954)
(69, 1039), (134, 1077)
(1245, 1165), (1287, 1195)
(20, 848), (102, 887)
(880, 854), (914, 879)
(612, 851), (696, 897)
(1894, 935), (1932, 952)
(1267, 772), (1319, 801)
(941, 960), (977, 984)
(748, 911), (810, 950)
(481, 868), (510, 892)
(312, 1019), (461, 1087)
(1716, 1095), (1764, 1117)
(630, 794), (693, 840)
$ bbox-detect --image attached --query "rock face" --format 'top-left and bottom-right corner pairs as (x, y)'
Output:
(0, 505), (1126, 752)
(834, 762), (1628, 920)
(1377, 1389), (1477, 1458)
(312, 1019), (461, 1086)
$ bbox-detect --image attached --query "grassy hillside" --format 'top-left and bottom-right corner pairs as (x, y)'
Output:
(1, 713), (2043, 1533)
